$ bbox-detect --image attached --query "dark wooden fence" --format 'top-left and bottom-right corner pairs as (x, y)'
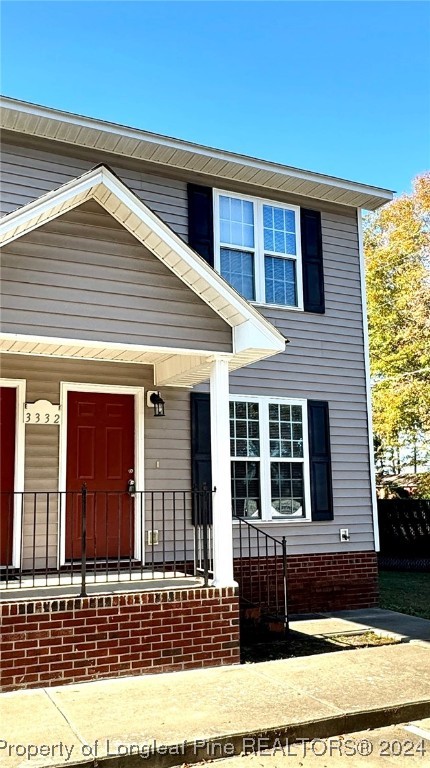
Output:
(378, 499), (430, 570)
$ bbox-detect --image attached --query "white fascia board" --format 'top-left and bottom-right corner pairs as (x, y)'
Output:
(0, 169), (102, 245)
(357, 208), (380, 552)
(0, 98), (394, 206)
(233, 319), (285, 355)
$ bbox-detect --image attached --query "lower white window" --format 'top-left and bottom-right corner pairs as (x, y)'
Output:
(229, 396), (311, 521)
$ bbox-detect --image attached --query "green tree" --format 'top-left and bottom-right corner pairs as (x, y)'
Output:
(364, 172), (430, 472)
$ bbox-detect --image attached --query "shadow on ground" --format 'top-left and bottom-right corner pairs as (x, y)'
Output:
(241, 628), (337, 664)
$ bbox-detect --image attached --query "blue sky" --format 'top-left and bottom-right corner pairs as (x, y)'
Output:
(2, 2), (429, 195)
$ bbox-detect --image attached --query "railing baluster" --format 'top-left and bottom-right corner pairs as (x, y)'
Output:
(257, 529), (261, 607)
(162, 492), (166, 577)
(183, 491), (187, 576)
(129, 492), (133, 582)
(151, 491), (155, 575)
(45, 493), (50, 586)
(202, 491), (209, 586)
(93, 491), (98, 585)
(173, 491), (177, 577)
(282, 535), (288, 632)
(19, 492), (23, 589)
(117, 492), (121, 583)
(140, 492), (144, 580)
(105, 490), (109, 582)
(247, 521), (252, 603)
(193, 490), (199, 577)
(5, 493), (11, 587)
(32, 492), (37, 588)
(57, 492), (62, 587)
(238, 513), (242, 582)
(71, 491), (75, 585)
(80, 484), (87, 598)
(17, 491), (25, 588)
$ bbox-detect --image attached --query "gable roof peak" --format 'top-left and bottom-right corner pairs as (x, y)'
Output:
(0, 163), (285, 365)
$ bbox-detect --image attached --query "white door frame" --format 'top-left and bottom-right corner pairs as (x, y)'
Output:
(0, 377), (26, 569)
(58, 381), (145, 567)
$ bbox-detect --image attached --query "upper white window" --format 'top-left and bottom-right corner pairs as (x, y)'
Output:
(214, 190), (303, 308)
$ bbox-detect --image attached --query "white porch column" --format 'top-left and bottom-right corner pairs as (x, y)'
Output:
(210, 357), (235, 587)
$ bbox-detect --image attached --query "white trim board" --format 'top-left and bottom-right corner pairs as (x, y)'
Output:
(357, 208), (379, 552)
(58, 382), (145, 567)
(0, 377), (26, 569)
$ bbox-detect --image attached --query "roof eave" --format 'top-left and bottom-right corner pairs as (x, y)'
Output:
(0, 96), (394, 211)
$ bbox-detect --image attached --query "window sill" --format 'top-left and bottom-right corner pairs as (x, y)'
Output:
(251, 302), (304, 312)
(232, 517), (313, 526)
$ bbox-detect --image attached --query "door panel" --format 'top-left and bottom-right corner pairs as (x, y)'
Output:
(0, 387), (16, 565)
(65, 391), (135, 560)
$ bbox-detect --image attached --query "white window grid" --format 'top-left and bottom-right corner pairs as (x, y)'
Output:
(214, 189), (304, 310)
(229, 395), (312, 522)
(268, 402), (304, 459)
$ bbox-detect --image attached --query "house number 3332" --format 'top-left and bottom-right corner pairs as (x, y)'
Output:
(24, 400), (61, 425)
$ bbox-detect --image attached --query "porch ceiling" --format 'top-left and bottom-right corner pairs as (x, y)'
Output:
(0, 334), (267, 387)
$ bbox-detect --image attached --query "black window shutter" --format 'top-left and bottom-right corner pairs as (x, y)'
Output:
(308, 400), (333, 521)
(190, 392), (212, 523)
(301, 208), (325, 313)
(187, 184), (214, 267)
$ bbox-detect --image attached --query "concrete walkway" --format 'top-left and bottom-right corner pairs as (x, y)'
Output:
(1, 643), (429, 768)
(290, 608), (430, 646)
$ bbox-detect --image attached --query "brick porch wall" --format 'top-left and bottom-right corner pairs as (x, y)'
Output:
(234, 550), (379, 614)
(0, 587), (240, 691)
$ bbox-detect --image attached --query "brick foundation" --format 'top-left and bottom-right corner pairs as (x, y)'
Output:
(235, 550), (379, 615)
(287, 550), (379, 613)
(0, 587), (240, 691)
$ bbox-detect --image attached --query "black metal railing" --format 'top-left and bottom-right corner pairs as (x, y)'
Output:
(232, 515), (288, 628)
(0, 487), (213, 594)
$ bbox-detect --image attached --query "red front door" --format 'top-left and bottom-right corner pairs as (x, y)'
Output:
(0, 386), (16, 565)
(65, 391), (135, 561)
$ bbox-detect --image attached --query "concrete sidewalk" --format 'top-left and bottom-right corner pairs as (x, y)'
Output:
(1, 643), (429, 768)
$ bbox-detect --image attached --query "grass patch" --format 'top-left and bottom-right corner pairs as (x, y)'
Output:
(379, 570), (430, 620)
(328, 631), (398, 648)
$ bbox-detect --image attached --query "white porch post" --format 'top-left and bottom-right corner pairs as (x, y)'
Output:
(210, 357), (235, 587)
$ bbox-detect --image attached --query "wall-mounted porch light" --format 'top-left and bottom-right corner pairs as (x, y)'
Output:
(147, 391), (165, 417)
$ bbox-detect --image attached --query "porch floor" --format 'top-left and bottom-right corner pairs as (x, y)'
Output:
(0, 570), (204, 601)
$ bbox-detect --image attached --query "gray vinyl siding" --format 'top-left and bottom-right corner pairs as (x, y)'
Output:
(0, 134), (375, 558)
(0, 137), (188, 239)
(1, 200), (232, 352)
(0, 354), (194, 568)
(230, 206), (375, 554)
